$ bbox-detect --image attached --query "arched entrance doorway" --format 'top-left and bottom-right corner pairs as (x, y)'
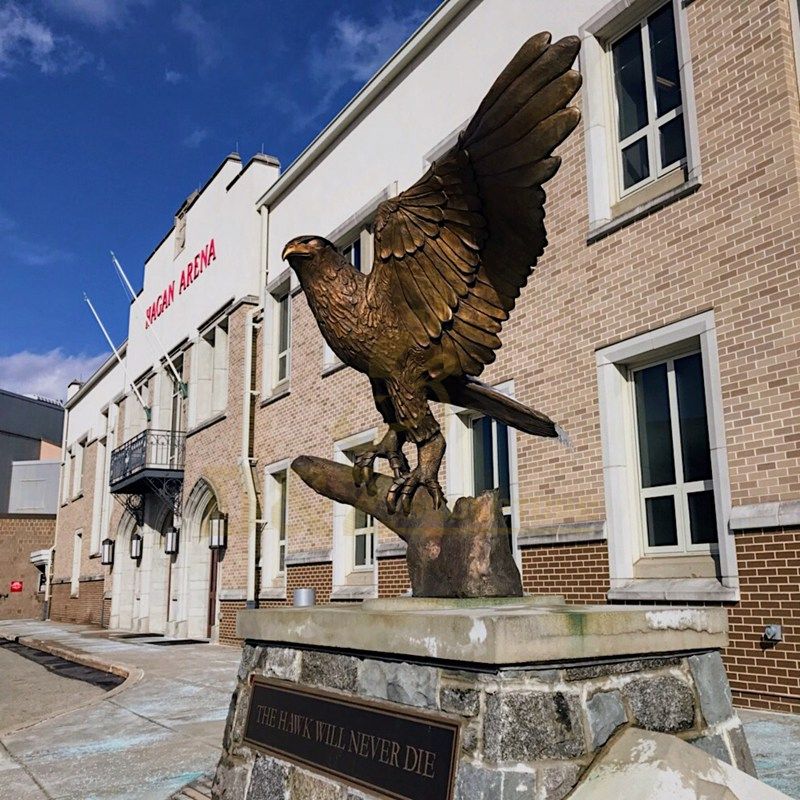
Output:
(109, 513), (138, 631)
(148, 505), (177, 634)
(170, 478), (223, 640)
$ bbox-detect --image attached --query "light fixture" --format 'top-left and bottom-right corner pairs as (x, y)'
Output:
(209, 510), (227, 550)
(101, 538), (115, 565)
(129, 532), (143, 560)
(165, 527), (179, 555)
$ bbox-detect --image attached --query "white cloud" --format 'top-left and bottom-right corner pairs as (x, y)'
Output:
(287, 5), (426, 130)
(164, 67), (182, 84)
(43, 0), (151, 30)
(0, 348), (108, 401)
(311, 6), (427, 87)
(0, 2), (91, 77)
(0, 207), (72, 266)
(182, 127), (209, 148)
(174, 4), (221, 72)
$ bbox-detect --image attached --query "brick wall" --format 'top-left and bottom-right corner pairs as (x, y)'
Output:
(520, 542), (609, 605)
(50, 579), (104, 625)
(287, 563), (333, 604)
(219, 599), (246, 647)
(377, 557), (411, 598)
(0, 514), (54, 620)
(725, 529), (800, 714)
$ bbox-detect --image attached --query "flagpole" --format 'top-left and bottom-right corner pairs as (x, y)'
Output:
(110, 251), (187, 398)
(83, 293), (151, 420)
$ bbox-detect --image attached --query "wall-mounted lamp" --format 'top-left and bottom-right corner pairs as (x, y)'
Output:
(101, 538), (115, 565)
(130, 532), (143, 560)
(209, 510), (227, 550)
(165, 527), (179, 555)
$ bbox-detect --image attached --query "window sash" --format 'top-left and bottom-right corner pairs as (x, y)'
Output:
(631, 351), (716, 554)
(610, 3), (686, 197)
(274, 293), (291, 385)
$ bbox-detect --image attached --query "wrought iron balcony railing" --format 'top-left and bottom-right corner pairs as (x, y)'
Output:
(109, 429), (186, 488)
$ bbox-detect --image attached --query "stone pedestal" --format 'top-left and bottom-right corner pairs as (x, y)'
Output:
(215, 599), (755, 800)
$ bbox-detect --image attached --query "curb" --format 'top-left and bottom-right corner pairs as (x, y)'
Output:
(0, 633), (144, 738)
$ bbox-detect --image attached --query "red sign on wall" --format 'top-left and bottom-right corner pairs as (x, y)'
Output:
(10, 581), (22, 593)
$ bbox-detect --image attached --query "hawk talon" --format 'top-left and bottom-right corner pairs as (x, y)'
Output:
(352, 447), (410, 488)
(386, 468), (446, 515)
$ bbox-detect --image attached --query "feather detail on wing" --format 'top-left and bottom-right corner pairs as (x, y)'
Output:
(366, 33), (581, 379)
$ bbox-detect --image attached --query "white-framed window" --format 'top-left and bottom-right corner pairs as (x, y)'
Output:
(61, 447), (72, 504)
(468, 415), (513, 534)
(596, 311), (738, 601)
(343, 443), (375, 570)
(632, 350), (716, 554)
(71, 437), (86, 498)
(444, 381), (520, 556)
(125, 380), (150, 440)
(610, 2), (685, 195)
(263, 268), (293, 397)
(331, 428), (379, 597)
(275, 291), (291, 385)
(70, 530), (82, 597)
(580, 0), (700, 230)
(262, 462), (289, 591)
(192, 318), (228, 424)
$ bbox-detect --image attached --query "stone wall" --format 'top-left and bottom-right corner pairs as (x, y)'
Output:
(215, 643), (755, 800)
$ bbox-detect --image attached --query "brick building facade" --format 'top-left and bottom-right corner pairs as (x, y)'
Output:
(51, 0), (800, 713)
(0, 514), (55, 620)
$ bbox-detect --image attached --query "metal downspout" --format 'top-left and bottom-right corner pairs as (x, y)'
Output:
(241, 306), (258, 608)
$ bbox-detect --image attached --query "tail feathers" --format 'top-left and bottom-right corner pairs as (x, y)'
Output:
(438, 377), (558, 439)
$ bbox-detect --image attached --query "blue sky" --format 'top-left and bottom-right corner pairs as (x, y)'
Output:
(0, 0), (438, 399)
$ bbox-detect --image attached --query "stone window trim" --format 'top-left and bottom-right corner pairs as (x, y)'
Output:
(70, 529), (83, 598)
(261, 458), (291, 593)
(423, 117), (470, 168)
(580, 0), (702, 237)
(443, 379), (522, 564)
(729, 501), (800, 532)
(185, 410), (227, 438)
(517, 520), (607, 548)
(188, 316), (229, 428)
(263, 271), (294, 400)
(332, 428), (379, 597)
(790, 0), (800, 100)
(596, 310), (739, 602)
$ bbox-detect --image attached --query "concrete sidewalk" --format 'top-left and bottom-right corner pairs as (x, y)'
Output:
(0, 620), (240, 800)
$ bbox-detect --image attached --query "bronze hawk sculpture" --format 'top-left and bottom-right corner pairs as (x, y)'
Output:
(283, 33), (581, 518)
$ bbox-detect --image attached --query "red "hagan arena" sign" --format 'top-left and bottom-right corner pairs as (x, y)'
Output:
(145, 238), (217, 328)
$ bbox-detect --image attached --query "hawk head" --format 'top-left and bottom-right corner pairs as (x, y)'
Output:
(281, 235), (335, 275)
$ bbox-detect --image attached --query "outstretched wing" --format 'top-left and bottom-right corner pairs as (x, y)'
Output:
(366, 33), (581, 379)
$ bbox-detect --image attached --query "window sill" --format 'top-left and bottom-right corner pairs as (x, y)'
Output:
(330, 585), (377, 602)
(321, 360), (346, 378)
(607, 578), (738, 603)
(186, 411), (227, 438)
(285, 547), (332, 566)
(258, 587), (287, 601)
(260, 385), (290, 407)
(587, 176), (701, 244)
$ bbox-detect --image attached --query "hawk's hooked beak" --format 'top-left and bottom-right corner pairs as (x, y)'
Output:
(282, 238), (314, 261)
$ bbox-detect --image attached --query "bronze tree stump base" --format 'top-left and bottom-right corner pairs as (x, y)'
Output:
(292, 455), (523, 598)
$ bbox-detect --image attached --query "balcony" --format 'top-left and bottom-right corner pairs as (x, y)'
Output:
(109, 429), (185, 494)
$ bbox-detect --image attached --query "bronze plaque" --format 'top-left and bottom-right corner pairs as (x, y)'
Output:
(243, 676), (460, 800)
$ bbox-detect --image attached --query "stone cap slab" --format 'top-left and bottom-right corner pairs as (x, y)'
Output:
(237, 601), (727, 666)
